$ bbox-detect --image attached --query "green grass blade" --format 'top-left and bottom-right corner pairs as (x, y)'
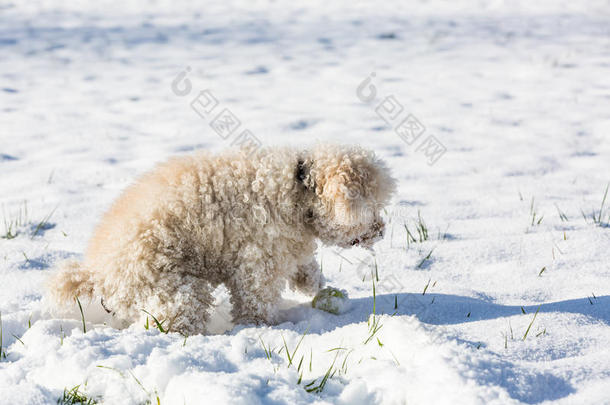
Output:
(75, 296), (87, 333)
(522, 305), (541, 341)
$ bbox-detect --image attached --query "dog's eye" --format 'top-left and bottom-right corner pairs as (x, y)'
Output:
(296, 159), (306, 183)
(305, 209), (314, 221)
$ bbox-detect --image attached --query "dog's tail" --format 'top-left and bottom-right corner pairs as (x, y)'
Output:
(48, 260), (96, 305)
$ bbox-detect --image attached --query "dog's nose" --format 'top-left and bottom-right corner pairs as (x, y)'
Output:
(375, 221), (385, 237)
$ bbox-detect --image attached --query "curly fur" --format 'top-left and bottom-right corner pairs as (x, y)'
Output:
(48, 144), (396, 335)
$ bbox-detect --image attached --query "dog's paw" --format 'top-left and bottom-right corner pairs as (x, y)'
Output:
(312, 287), (350, 315)
(304, 271), (325, 296)
(291, 264), (325, 296)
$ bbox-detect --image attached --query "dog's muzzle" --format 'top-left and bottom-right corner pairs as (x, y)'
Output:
(101, 297), (115, 315)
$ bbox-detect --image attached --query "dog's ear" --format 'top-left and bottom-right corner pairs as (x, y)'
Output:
(310, 144), (396, 227)
(319, 159), (367, 226)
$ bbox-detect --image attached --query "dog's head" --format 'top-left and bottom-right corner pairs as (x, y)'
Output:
(298, 144), (396, 249)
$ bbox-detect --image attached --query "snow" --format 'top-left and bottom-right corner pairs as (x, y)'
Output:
(1, 0), (610, 403)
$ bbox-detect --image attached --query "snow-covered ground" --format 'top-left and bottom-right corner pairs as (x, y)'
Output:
(1, 0), (610, 403)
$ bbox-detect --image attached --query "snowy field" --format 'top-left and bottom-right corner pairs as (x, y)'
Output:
(1, 0), (610, 403)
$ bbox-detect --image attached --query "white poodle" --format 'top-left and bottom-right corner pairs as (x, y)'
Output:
(49, 144), (396, 335)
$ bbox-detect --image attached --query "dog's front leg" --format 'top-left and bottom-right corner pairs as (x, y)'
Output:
(289, 259), (325, 296)
(227, 259), (285, 325)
